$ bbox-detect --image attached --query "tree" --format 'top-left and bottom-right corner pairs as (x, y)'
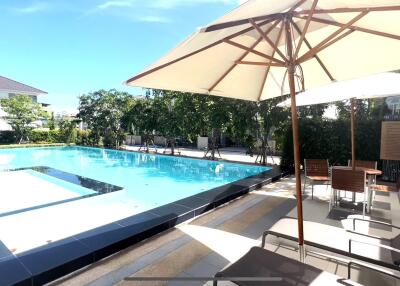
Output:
(226, 99), (259, 154)
(257, 96), (290, 164)
(78, 89), (134, 148)
(0, 95), (47, 143)
(151, 90), (182, 155)
(123, 96), (157, 152)
(203, 96), (231, 160)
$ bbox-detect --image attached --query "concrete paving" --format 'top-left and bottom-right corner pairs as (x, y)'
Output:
(50, 176), (400, 286)
(122, 146), (281, 166)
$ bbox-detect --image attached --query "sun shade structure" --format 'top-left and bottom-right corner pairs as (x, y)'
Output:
(126, 0), (400, 258)
(277, 72), (400, 170)
(278, 72), (400, 107)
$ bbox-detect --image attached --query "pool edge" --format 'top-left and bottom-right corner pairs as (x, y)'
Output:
(1, 165), (284, 286)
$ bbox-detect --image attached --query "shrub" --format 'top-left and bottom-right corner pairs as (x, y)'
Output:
(280, 118), (381, 168)
(0, 131), (17, 144)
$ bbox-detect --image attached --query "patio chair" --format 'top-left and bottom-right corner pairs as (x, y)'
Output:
(331, 168), (368, 216)
(303, 159), (330, 199)
(348, 160), (378, 184)
(262, 217), (400, 273)
(213, 246), (362, 285)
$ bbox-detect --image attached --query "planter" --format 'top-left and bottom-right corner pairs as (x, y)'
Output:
(197, 136), (208, 150)
(154, 136), (167, 146)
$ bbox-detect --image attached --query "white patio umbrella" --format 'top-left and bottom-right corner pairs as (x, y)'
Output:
(278, 72), (400, 107)
(126, 0), (400, 259)
(277, 72), (400, 166)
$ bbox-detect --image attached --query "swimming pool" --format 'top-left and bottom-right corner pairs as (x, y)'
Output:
(0, 146), (269, 214)
(0, 146), (277, 285)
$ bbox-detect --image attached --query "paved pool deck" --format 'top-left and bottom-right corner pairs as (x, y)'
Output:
(50, 176), (400, 286)
(122, 146), (281, 166)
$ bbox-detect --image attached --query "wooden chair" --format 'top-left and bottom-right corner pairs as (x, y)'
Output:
(348, 160), (378, 183)
(348, 160), (377, 169)
(331, 168), (367, 217)
(303, 159), (330, 199)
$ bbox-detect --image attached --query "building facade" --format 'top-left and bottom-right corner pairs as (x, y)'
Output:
(0, 75), (48, 130)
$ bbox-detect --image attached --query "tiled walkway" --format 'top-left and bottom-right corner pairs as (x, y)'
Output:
(50, 177), (400, 286)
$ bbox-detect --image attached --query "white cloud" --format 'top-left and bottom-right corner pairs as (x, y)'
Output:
(137, 15), (170, 23)
(14, 1), (47, 13)
(97, 0), (134, 10)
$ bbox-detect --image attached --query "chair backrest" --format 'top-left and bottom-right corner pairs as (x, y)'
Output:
(331, 168), (366, 193)
(348, 160), (377, 169)
(304, 159), (329, 177)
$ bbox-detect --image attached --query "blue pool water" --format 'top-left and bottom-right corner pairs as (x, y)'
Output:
(0, 146), (270, 209)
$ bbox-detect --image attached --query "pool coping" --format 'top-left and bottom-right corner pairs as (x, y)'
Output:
(0, 154), (283, 286)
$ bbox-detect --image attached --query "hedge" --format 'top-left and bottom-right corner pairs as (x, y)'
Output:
(0, 129), (95, 146)
(280, 118), (381, 168)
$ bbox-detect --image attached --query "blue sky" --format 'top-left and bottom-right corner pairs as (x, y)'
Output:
(0, 0), (243, 112)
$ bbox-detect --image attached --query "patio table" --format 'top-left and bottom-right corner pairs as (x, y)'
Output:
(331, 166), (382, 212)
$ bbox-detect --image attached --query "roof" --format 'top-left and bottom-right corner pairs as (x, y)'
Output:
(0, 75), (47, 95)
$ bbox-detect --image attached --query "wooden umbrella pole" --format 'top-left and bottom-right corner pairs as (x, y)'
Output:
(351, 98), (356, 170)
(285, 16), (305, 262)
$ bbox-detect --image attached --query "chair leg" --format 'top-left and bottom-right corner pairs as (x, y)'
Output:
(329, 188), (334, 211)
(311, 182), (314, 200)
(362, 190), (366, 218)
(213, 279), (218, 286)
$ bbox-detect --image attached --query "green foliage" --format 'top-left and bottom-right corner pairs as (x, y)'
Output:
(280, 118), (381, 168)
(0, 95), (47, 143)
(28, 130), (63, 143)
(58, 118), (78, 144)
(0, 131), (16, 144)
(78, 89), (134, 148)
(48, 112), (56, 130)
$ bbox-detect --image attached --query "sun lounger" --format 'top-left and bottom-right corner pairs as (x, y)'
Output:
(262, 217), (400, 272)
(214, 247), (362, 285)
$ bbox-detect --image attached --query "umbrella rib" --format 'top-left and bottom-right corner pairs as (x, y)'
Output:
(297, 11), (368, 63)
(294, 0), (319, 60)
(204, 14), (281, 33)
(126, 18), (276, 84)
(290, 19), (335, 81)
(208, 19), (282, 92)
(294, 15), (400, 41)
(224, 39), (285, 65)
(208, 37), (263, 92)
(294, 5), (400, 15)
(289, 0), (308, 12)
(204, 5), (400, 33)
(257, 21), (285, 101)
(249, 19), (288, 62)
(235, 61), (284, 67)
(299, 29), (355, 63)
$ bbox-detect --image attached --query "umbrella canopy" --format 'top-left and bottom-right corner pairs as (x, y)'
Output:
(126, 0), (400, 259)
(278, 72), (400, 107)
(126, 1), (400, 102)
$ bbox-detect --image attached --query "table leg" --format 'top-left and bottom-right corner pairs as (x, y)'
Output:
(367, 175), (373, 213)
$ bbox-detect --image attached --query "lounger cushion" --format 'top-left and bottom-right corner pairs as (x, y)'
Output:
(216, 247), (361, 286)
(268, 218), (393, 267)
(391, 233), (400, 265)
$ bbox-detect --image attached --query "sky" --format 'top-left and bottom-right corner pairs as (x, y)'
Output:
(0, 0), (245, 113)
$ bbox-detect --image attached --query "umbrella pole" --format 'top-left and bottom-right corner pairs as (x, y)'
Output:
(285, 17), (305, 263)
(351, 98), (356, 171)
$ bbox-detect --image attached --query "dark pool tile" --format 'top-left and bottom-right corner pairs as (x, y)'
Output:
(0, 255), (31, 286)
(16, 237), (93, 286)
(75, 212), (172, 261)
(0, 240), (13, 260)
(173, 196), (212, 216)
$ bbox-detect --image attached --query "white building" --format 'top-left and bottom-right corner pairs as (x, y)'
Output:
(0, 75), (48, 130)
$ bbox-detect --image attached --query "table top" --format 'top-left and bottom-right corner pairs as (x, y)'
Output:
(332, 166), (382, 175)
